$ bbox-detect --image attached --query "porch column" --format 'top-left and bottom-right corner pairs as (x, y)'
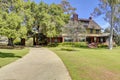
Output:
(62, 37), (64, 42)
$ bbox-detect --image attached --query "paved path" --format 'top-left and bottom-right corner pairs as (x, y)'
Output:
(0, 48), (71, 80)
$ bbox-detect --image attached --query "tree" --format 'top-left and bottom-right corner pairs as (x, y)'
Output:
(22, 0), (35, 31)
(0, 0), (32, 46)
(37, 1), (49, 33)
(47, 4), (69, 37)
(20, 0), (35, 45)
(3, 13), (22, 46)
(31, 1), (48, 45)
(0, 10), (6, 30)
(60, 0), (76, 15)
(35, 2), (70, 44)
(104, 27), (120, 46)
(46, 3), (69, 44)
(92, 0), (120, 50)
(63, 20), (86, 42)
(0, 1), (70, 46)
(18, 26), (27, 46)
(113, 33), (120, 46)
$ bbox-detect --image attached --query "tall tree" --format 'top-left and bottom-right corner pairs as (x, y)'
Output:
(104, 27), (120, 46)
(0, 0), (29, 46)
(92, 0), (120, 50)
(0, 12), (22, 46)
(36, 2), (70, 44)
(47, 3), (70, 44)
(63, 20), (86, 42)
(0, 0), (70, 46)
(20, 0), (35, 45)
(60, 0), (76, 15)
(37, 1), (49, 33)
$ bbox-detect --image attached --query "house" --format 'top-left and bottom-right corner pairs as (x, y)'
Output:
(62, 13), (109, 45)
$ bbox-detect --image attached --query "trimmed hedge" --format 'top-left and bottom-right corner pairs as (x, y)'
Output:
(98, 44), (108, 48)
(47, 43), (59, 47)
(61, 47), (76, 51)
(59, 42), (87, 48)
(0, 45), (24, 49)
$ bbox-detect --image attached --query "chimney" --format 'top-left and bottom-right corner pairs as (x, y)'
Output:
(73, 13), (78, 21)
(89, 17), (92, 20)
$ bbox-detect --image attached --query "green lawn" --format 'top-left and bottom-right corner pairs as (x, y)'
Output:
(49, 47), (120, 80)
(0, 48), (29, 68)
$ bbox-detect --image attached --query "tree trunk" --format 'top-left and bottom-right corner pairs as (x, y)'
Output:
(21, 38), (25, 46)
(109, 6), (114, 50)
(8, 38), (14, 46)
(36, 34), (39, 45)
(33, 35), (36, 45)
(50, 37), (52, 44)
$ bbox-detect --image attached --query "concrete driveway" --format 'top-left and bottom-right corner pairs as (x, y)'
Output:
(0, 48), (71, 80)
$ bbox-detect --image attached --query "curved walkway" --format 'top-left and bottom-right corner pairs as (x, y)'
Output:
(0, 48), (71, 80)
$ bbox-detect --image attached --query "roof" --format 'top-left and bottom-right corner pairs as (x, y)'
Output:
(78, 18), (101, 30)
(78, 18), (90, 22)
(71, 13), (101, 30)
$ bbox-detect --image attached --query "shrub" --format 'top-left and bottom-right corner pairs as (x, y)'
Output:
(0, 43), (7, 46)
(98, 44), (108, 48)
(59, 42), (87, 48)
(61, 47), (76, 51)
(0, 45), (24, 49)
(74, 42), (87, 47)
(0, 45), (14, 49)
(47, 43), (59, 47)
(26, 38), (33, 47)
(14, 37), (21, 45)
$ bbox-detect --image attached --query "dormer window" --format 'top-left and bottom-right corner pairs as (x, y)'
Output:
(90, 29), (93, 33)
(96, 30), (99, 34)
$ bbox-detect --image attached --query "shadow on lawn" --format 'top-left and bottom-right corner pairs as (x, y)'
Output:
(0, 52), (22, 58)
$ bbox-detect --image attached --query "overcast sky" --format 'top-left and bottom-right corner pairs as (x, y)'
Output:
(34, 0), (109, 29)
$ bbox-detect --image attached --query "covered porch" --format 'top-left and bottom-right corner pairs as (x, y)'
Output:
(86, 33), (110, 48)
(86, 33), (110, 44)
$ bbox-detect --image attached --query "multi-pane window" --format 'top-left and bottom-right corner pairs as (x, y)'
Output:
(96, 30), (99, 34)
(90, 29), (93, 33)
(64, 37), (73, 42)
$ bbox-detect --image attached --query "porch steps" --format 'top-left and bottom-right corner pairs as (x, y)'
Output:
(88, 43), (98, 48)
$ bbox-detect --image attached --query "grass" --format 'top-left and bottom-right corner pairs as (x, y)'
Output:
(49, 46), (120, 80)
(0, 48), (29, 68)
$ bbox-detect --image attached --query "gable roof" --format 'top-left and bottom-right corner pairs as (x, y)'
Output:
(71, 13), (101, 30)
(78, 18), (101, 30)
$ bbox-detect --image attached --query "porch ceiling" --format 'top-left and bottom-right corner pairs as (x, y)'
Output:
(62, 33), (110, 37)
(86, 33), (110, 37)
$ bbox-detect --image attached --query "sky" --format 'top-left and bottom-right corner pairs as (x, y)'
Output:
(34, 0), (109, 29)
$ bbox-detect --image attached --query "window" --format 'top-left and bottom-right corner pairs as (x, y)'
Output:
(54, 39), (58, 43)
(79, 37), (86, 42)
(83, 24), (88, 27)
(64, 37), (73, 42)
(90, 29), (93, 33)
(96, 30), (99, 34)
